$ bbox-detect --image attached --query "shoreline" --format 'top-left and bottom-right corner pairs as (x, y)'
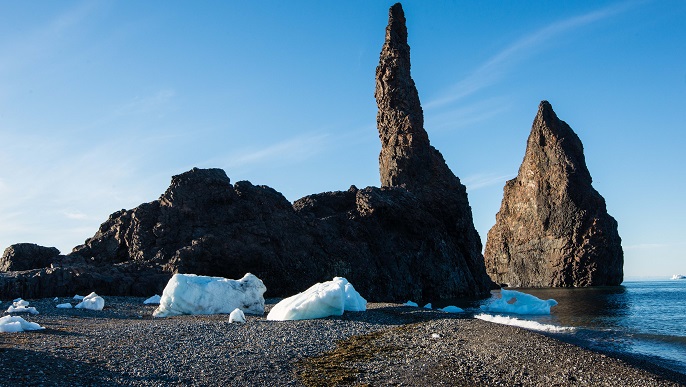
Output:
(1, 297), (684, 386)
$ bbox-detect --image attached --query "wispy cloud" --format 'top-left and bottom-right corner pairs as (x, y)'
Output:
(426, 97), (512, 131)
(63, 210), (89, 220)
(112, 89), (177, 117)
(0, 129), (161, 253)
(223, 133), (330, 169)
(425, 1), (639, 110)
(462, 173), (516, 191)
(624, 243), (673, 250)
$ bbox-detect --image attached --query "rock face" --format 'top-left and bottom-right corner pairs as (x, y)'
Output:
(374, 3), (490, 294)
(484, 101), (623, 287)
(0, 3), (492, 302)
(0, 243), (60, 272)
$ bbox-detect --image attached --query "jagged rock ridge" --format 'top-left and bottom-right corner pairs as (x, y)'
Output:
(0, 3), (492, 302)
(484, 101), (623, 287)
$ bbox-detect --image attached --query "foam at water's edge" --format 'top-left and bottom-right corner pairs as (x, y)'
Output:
(475, 313), (576, 333)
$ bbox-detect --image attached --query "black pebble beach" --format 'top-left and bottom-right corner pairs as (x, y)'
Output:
(1, 297), (684, 386)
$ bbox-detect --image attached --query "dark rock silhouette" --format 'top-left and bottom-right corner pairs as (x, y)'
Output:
(0, 244), (60, 272)
(484, 101), (623, 287)
(0, 3), (492, 302)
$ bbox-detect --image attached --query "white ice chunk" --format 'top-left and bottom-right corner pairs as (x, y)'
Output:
(75, 292), (105, 311)
(13, 299), (29, 307)
(6, 305), (39, 314)
(73, 294), (85, 300)
(475, 313), (575, 333)
(53, 297), (59, 302)
(143, 295), (161, 305)
(56, 303), (73, 309)
(342, 280), (367, 312)
(0, 316), (45, 333)
(229, 308), (246, 324)
(153, 273), (266, 318)
(440, 305), (464, 313)
(423, 303), (432, 309)
(403, 301), (418, 307)
(267, 277), (367, 321)
(480, 289), (557, 315)
(7, 299), (38, 314)
(671, 274), (685, 280)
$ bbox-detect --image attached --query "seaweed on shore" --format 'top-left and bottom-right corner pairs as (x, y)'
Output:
(295, 328), (406, 386)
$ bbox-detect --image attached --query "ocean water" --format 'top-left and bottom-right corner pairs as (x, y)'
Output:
(476, 280), (686, 375)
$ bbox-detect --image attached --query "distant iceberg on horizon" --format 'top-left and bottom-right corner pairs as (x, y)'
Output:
(671, 274), (685, 280)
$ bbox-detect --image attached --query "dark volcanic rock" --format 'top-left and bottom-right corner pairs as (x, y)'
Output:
(69, 168), (323, 298)
(484, 101), (623, 287)
(376, 3), (458, 196)
(374, 3), (491, 293)
(0, 243), (60, 272)
(0, 3), (492, 302)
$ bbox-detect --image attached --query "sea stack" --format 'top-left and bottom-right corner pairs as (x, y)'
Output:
(484, 101), (623, 287)
(374, 3), (490, 290)
(376, 3), (459, 195)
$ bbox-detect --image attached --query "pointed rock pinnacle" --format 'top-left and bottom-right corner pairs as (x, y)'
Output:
(375, 2), (432, 189)
(373, 3), (492, 295)
(484, 101), (624, 287)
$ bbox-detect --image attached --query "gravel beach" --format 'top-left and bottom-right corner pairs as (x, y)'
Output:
(1, 297), (684, 386)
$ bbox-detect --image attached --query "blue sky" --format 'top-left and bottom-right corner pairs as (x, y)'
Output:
(0, 1), (684, 279)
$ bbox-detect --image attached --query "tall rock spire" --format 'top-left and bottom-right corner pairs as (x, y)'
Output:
(374, 3), (492, 294)
(484, 101), (624, 287)
(375, 3), (437, 190)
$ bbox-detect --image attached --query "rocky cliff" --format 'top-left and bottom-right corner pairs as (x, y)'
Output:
(374, 3), (490, 294)
(0, 3), (492, 302)
(484, 101), (623, 287)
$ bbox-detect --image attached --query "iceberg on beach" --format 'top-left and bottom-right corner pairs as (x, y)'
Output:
(440, 305), (464, 313)
(480, 289), (557, 315)
(6, 299), (38, 315)
(75, 292), (105, 311)
(144, 295), (161, 304)
(56, 303), (73, 309)
(475, 313), (575, 333)
(403, 301), (418, 307)
(671, 274), (685, 280)
(229, 308), (246, 324)
(267, 277), (366, 321)
(153, 273), (266, 318)
(0, 316), (45, 333)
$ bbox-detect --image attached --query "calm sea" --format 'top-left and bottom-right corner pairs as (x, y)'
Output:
(474, 280), (686, 375)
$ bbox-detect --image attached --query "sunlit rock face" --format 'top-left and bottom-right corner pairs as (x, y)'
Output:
(485, 101), (623, 287)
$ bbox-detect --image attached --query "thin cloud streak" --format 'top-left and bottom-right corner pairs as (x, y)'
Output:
(112, 89), (177, 117)
(463, 173), (516, 191)
(427, 97), (512, 131)
(63, 211), (89, 220)
(224, 133), (330, 169)
(425, 1), (639, 110)
(0, 131), (159, 253)
(624, 243), (677, 250)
